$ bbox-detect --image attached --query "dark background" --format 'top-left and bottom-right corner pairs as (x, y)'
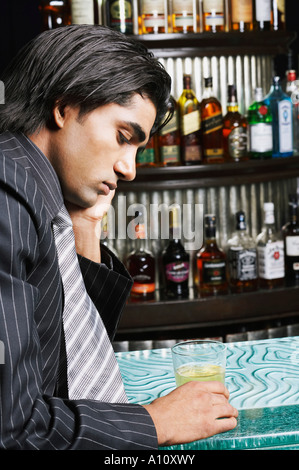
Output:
(0, 0), (298, 76)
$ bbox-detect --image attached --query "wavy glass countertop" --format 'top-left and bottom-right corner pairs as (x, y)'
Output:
(116, 336), (299, 450)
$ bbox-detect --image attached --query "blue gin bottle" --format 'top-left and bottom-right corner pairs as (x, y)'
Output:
(264, 76), (293, 157)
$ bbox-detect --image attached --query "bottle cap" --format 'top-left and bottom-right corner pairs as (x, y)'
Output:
(236, 210), (246, 230)
(204, 77), (213, 88)
(228, 84), (237, 103)
(286, 70), (297, 81)
(204, 214), (216, 226)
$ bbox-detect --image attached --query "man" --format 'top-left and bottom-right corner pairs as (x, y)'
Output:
(0, 25), (238, 450)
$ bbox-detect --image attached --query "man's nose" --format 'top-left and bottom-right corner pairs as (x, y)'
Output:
(114, 151), (136, 181)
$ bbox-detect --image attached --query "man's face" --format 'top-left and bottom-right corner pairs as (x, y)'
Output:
(48, 93), (156, 208)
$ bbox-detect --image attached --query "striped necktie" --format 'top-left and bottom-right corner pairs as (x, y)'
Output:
(52, 205), (128, 403)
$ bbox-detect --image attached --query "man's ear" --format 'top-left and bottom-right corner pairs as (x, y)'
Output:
(53, 104), (66, 129)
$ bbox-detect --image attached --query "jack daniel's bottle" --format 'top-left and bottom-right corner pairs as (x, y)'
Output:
(227, 211), (258, 293)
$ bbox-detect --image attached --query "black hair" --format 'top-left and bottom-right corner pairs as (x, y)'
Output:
(0, 25), (172, 135)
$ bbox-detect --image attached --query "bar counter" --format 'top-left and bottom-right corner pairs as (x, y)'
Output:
(116, 336), (299, 450)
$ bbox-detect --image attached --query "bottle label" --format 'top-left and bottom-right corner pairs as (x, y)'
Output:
(231, 0), (252, 23)
(71, 0), (94, 24)
(142, 0), (165, 14)
(173, 0), (193, 14)
(109, 0), (133, 24)
(131, 281), (156, 294)
(278, 100), (293, 153)
(286, 236), (299, 256)
(203, 0), (223, 11)
(182, 110), (201, 136)
(250, 123), (273, 152)
(202, 111), (223, 135)
(257, 241), (285, 279)
(202, 260), (226, 285)
(228, 127), (248, 159)
(160, 145), (180, 164)
(229, 248), (257, 280)
(255, 0), (271, 21)
(137, 147), (155, 164)
(203, 0), (224, 26)
(160, 110), (179, 136)
(184, 145), (202, 162)
(165, 261), (189, 283)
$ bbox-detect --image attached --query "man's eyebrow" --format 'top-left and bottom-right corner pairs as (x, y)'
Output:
(126, 122), (147, 143)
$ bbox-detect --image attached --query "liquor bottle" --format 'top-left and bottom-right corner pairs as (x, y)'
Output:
(178, 74), (202, 165)
(272, 0), (285, 31)
(139, 0), (167, 34)
(253, 0), (271, 31)
(162, 207), (190, 298)
(200, 77), (224, 164)
(106, 0), (134, 34)
(222, 85), (248, 162)
(126, 211), (156, 301)
(229, 0), (253, 32)
(202, 0), (226, 33)
(196, 214), (228, 297)
(39, 0), (71, 30)
(282, 195), (299, 287)
(71, 0), (101, 24)
(286, 70), (299, 154)
(171, 0), (197, 33)
(158, 97), (181, 166)
(227, 211), (258, 293)
(256, 202), (285, 289)
(136, 135), (158, 167)
(247, 87), (273, 159)
(264, 76), (293, 158)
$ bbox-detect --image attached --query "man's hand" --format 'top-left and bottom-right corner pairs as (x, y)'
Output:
(144, 381), (238, 447)
(65, 191), (115, 263)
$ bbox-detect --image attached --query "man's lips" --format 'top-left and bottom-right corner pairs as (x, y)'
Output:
(101, 182), (117, 195)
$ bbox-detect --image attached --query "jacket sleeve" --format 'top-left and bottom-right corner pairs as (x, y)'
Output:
(0, 163), (157, 450)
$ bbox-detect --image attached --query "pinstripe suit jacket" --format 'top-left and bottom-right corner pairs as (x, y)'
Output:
(0, 131), (157, 450)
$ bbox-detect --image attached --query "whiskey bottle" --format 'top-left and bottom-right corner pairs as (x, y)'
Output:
(264, 76), (293, 158)
(253, 0), (271, 31)
(286, 70), (299, 154)
(39, 0), (71, 30)
(227, 211), (258, 293)
(162, 207), (190, 298)
(171, 0), (197, 33)
(196, 214), (228, 297)
(178, 74), (202, 165)
(256, 202), (285, 289)
(71, 0), (101, 24)
(282, 195), (299, 287)
(200, 77), (224, 164)
(222, 85), (248, 162)
(139, 0), (167, 34)
(106, 0), (134, 34)
(229, 0), (253, 32)
(126, 211), (156, 301)
(247, 87), (273, 159)
(202, 0), (226, 33)
(158, 97), (181, 166)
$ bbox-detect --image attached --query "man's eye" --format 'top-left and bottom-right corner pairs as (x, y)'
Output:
(119, 132), (131, 145)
